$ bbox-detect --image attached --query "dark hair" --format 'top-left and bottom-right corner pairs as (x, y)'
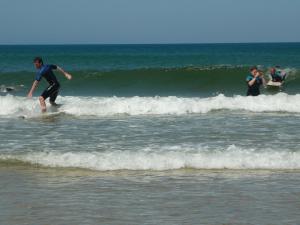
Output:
(33, 57), (43, 64)
(250, 66), (257, 72)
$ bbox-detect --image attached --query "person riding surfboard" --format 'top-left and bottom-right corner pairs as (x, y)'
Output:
(27, 57), (72, 112)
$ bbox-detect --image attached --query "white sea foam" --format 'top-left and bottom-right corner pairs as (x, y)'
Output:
(1, 93), (300, 117)
(0, 95), (40, 116)
(1, 145), (300, 170)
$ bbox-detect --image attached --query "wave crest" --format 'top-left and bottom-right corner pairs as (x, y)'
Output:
(1, 93), (300, 117)
(1, 145), (300, 170)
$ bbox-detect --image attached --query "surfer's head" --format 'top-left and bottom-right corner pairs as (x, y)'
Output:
(33, 57), (43, 69)
(250, 66), (258, 76)
(270, 67), (276, 74)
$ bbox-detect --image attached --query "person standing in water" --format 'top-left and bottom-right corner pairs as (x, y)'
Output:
(246, 66), (266, 96)
(27, 57), (72, 112)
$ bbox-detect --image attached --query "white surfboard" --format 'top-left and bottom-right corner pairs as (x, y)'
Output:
(19, 111), (62, 119)
(267, 80), (283, 87)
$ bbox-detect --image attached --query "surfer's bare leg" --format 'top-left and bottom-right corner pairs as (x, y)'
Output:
(39, 96), (47, 112)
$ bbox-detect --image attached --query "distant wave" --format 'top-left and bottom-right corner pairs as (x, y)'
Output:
(0, 66), (298, 96)
(1, 145), (300, 171)
(1, 93), (300, 118)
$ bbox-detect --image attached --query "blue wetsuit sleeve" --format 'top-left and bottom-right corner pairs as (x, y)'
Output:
(35, 71), (43, 81)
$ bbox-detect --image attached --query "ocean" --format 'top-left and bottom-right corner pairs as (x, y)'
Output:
(1, 43), (300, 225)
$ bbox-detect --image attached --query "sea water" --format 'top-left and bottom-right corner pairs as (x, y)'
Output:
(1, 43), (300, 225)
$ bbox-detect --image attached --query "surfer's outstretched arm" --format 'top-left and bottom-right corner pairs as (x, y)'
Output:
(27, 80), (39, 98)
(56, 66), (72, 80)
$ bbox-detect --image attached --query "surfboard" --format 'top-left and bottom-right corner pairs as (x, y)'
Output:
(266, 80), (283, 88)
(41, 111), (63, 119)
(19, 111), (63, 120)
(18, 103), (64, 119)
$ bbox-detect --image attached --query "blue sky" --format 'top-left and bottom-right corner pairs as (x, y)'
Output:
(0, 0), (299, 44)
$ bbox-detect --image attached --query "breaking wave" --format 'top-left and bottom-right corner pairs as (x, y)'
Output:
(1, 93), (300, 118)
(1, 145), (300, 171)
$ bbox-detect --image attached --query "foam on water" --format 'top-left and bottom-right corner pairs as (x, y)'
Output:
(1, 93), (300, 117)
(1, 145), (300, 171)
(0, 95), (41, 117)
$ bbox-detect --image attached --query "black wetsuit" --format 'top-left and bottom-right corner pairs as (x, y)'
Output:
(246, 74), (263, 96)
(36, 65), (60, 102)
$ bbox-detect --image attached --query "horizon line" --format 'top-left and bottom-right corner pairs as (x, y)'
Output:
(0, 41), (300, 46)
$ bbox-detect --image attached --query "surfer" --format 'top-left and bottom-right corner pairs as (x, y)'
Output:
(269, 67), (286, 82)
(27, 57), (72, 112)
(246, 66), (266, 96)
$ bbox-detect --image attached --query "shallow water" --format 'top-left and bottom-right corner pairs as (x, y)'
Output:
(1, 166), (300, 225)
(0, 110), (300, 224)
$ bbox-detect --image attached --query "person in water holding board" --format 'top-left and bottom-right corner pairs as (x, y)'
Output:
(246, 66), (266, 96)
(27, 57), (72, 112)
(269, 66), (286, 82)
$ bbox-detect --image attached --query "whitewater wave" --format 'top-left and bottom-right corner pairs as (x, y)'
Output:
(1, 145), (300, 171)
(1, 93), (300, 117)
